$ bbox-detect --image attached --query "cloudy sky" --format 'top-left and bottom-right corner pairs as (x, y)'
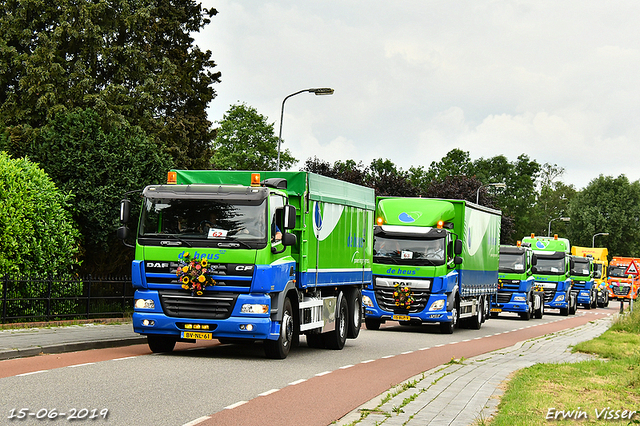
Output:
(194, 1), (640, 189)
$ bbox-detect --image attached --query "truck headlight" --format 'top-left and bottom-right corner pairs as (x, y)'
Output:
(241, 304), (269, 314)
(555, 295), (565, 302)
(513, 296), (526, 302)
(135, 299), (155, 309)
(362, 295), (374, 307)
(429, 299), (445, 311)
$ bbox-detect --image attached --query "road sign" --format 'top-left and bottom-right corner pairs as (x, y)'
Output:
(625, 260), (639, 276)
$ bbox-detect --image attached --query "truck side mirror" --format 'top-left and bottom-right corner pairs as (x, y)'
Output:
(531, 255), (537, 266)
(117, 225), (129, 240)
(120, 199), (131, 223)
(569, 259), (575, 270)
(283, 205), (296, 230)
(453, 256), (463, 265)
(282, 232), (297, 247)
(454, 239), (463, 255)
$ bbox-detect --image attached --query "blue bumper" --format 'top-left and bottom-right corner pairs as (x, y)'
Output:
(132, 289), (278, 341)
(577, 290), (592, 305)
(362, 289), (452, 324)
(491, 293), (529, 313)
(545, 291), (569, 309)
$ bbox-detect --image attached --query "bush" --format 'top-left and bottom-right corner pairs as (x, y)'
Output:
(0, 152), (80, 276)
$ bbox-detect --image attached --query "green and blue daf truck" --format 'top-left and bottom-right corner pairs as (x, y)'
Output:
(521, 234), (576, 316)
(118, 170), (375, 359)
(362, 197), (501, 334)
(569, 254), (597, 309)
(491, 243), (544, 320)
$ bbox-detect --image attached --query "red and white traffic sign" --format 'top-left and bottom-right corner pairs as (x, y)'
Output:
(625, 260), (639, 276)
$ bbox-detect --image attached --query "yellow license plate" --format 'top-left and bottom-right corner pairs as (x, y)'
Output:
(490, 308), (502, 313)
(181, 331), (213, 340)
(393, 314), (411, 321)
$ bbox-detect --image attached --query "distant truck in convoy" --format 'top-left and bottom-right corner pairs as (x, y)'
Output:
(572, 246), (609, 308)
(569, 254), (596, 309)
(522, 234), (576, 316)
(362, 197), (501, 334)
(607, 257), (640, 301)
(491, 243), (544, 320)
(118, 170), (375, 359)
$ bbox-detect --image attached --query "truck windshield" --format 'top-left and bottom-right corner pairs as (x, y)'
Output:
(499, 253), (526, 273)
(139, 197), (268, 245)
(373, 236), (445, 266)
(571, 260), (591, 277)
(609, 266), (630, 278)
(534, 256), (565, 275)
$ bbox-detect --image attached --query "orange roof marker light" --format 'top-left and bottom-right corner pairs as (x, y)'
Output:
(517, 240), (522, 247)
(251, 173), (261, 187)
(437, 220), (444, 229)
(376, 217), (383, 226)
(531, 233), (535, 239)
(167, 171), (177, 184)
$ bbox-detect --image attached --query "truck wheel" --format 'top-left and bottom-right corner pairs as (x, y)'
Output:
(264, 297), (294, 359)
(147, 335), (177, 353)
(534, 296), (544, 319)
(324, 295), (348, 350)
(440, 304), (458, 334)
(560, 306), (569, 316)
(603, 292), (609, 308)
(365, 318), (381, 330)
(520, 299), (532, 320)
(591, 293), (597, 309)
(482, 296), (490, 323)
(468, 301), (483, 330)
(346, 288), (362, 339)
(583, 303), (591, 310)
(305, 333), (325, 349)
(569, 294), (577, 315)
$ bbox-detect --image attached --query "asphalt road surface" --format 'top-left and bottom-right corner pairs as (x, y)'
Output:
(0, 307), (614, 426)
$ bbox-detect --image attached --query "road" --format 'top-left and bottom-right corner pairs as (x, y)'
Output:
(0, 307), (614, 426)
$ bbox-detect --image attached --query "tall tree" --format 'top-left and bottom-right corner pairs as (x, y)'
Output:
(0, 0), (220, 168)
(366, 158), (418, 197)
(212, 103), (296, 171)
(426, 148), (475, 182)
(567, 175), (640, 257)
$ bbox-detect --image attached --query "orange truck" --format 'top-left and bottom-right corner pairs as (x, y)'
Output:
(607, 257), (640, 301)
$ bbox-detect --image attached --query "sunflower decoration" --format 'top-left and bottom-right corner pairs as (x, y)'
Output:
(393, 283), (415, 309)
(176, 252), (216, 296)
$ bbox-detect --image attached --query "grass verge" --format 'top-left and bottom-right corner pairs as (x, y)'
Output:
(487, 309), (640, 425)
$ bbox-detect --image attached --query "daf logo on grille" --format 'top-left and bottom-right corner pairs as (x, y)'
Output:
(147, 262), (169, 269)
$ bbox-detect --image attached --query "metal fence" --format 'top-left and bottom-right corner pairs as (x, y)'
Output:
(1, 275), (134, 324)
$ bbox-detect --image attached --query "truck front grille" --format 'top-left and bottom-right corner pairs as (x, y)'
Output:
(374, 288), (430, 313)
(159, 290), (238, 319)
(612, 286), (630, 296)
(496, 292), (512, 304)
(543, 290), (556, 303)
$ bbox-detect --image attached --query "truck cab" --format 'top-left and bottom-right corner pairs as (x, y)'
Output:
(569, 255), (596, 309)
(522, 234), (576, 316)
(491, 243), (544, 320)
(607, 257), (640, 301)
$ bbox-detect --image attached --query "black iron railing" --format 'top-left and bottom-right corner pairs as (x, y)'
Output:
(1, 275), (134, 323)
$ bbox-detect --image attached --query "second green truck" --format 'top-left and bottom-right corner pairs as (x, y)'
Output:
(362, 197), (501, 334)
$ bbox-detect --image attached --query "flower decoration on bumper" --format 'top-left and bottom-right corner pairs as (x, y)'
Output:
(393, 283), (415, 308)
(176, 252), (216, 296)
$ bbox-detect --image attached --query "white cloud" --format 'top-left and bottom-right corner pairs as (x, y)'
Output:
(195, 0), (640, 188)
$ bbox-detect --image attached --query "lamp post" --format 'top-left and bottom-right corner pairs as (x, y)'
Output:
(592, 232), (609, 247)
(276, 87), (334, 171)
(547, 216), (570, 237)
(476, 182), (506, 204)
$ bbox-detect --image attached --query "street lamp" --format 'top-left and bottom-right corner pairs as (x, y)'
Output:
(276, 87), (334, 171)
(592, 232), (609, 247)
(547, 216), (570, 237)
(476, 182), (506, 204)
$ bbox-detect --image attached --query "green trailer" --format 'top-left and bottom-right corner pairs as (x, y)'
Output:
(118, 170), (374, 359)
(363, 197), (501, 334)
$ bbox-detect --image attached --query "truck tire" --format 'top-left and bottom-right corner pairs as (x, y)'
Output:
(520, 294), (532, 320)
(147, 335), (177, 353)
(603, 292), (609, 308)
(440, 303), (459, 334)
(365, 318), (381, 330)
(591, 292), (597, 309)
(468, 300), (483, 330)
(534, 295), (544, 319)
(560, 306), (569, 316)
(305, 333), (325, 349)
(264, 297), (294, 359)
(346, 288), (362, 339)
(324, 294), (348, 350)
(569, 294), (577, 315)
